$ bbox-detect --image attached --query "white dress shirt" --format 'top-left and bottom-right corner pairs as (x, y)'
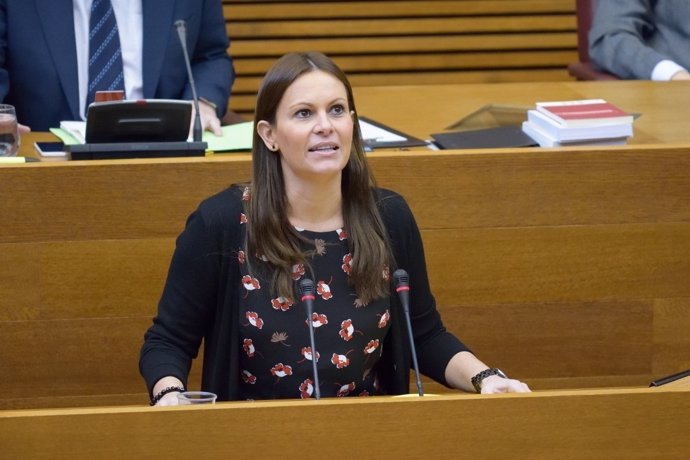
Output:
(651, 59), (688, 81)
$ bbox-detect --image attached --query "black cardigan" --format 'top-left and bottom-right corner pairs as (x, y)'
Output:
(140, 186), (469, 400)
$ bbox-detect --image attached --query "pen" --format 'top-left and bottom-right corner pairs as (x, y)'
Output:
(649, 368), (690, 387)
(0, 156), (40, 163)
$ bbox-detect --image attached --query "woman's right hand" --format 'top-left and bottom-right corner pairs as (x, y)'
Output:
(155, 391), (182, 406)
(151, 376), (185, 406)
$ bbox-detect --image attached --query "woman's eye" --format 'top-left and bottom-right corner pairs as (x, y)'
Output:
(295, 109), (311, 118)
(331, 104), (346, 115)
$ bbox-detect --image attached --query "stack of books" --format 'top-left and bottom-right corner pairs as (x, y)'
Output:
(521, 99), (634, 147)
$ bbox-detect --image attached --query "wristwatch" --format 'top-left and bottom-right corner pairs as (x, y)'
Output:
(471, 367), (507, 393)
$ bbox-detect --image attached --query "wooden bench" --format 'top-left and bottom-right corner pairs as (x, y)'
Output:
(223, 0), (578, 117)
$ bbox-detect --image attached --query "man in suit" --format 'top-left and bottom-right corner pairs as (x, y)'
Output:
(0, 0), (234, 133)
(589, 0), (690, 81)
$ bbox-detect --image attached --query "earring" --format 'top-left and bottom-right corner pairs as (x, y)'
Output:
(272, 144), (277, 151)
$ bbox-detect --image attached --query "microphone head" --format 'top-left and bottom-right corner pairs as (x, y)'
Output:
(299, 278), (316, 299)
(393, 269), (409, 288)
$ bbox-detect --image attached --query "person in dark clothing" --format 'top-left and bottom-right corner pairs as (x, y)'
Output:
(140, 51), (530, 405)
(0, 0), (233, 134)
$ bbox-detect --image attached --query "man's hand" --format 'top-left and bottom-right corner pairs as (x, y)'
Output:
(194, 99), (223, 136)
(671, 70), (690, 80)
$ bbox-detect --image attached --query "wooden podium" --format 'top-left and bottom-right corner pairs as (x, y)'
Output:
(1, 385), (689, 459)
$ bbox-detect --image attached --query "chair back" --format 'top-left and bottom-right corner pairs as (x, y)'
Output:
(568, 0), (617, 80)
(575, 0), (597, 63)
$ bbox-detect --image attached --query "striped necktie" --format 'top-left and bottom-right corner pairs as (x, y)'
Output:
(86, 0), (125, 109)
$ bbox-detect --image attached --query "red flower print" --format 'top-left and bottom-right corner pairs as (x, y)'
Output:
(307, 312), (328, 328)
(242, 275), (261, 292)
(271, 363), (293, 378)
(336, 228), (348, 240)
(364, 339), (380, 355)
(336, 382), (355, 397)
(242, 275), (260, 299)
(271, 296), (293, 312)
(331, 350), (353, 369)
(243, 338), (263, 358)
(317, 279), (333, 300)
(240, 213), (247, 224)
(237, 250), (246, 264)
(298, 346), (320, 363)
(342, 253), (353, 274)
(244, 311), (264, 330)
(339, 319), (363, 341)
(299, 379), (314, 399)
(377, 309), (390, 328)
(292, 263), (305, 281)
(241, 370), (256, 384)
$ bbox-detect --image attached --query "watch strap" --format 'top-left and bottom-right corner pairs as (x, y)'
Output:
(471, 368), (507, 393)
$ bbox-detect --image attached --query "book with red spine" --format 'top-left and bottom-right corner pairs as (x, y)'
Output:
(535, 99), (634, 127)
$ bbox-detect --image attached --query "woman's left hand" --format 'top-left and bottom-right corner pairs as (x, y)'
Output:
(480, 375), (531, 394)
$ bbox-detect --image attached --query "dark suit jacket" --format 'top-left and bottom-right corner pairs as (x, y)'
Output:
(0, 0), (234, 131)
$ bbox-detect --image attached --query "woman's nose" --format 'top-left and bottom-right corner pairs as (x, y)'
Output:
(313, 112), (333, 133)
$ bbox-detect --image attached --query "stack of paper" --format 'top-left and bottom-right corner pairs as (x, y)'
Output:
(57, 121), (87, 144)
(521, 99), (634, 147)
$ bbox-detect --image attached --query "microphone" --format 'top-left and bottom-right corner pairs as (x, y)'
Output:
(393, 269), (424, 396)
(174, 19), (203, 142)
(299, 278), (321, 400)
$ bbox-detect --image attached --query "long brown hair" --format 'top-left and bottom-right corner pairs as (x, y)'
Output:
(245, 51), (391, 303)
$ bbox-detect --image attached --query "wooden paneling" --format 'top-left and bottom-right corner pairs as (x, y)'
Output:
(2, 141), (690, 408)
(3, 80), (690, 409)
(222, 0), (578, 116)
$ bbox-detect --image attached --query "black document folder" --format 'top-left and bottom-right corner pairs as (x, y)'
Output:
(431, 126), (538, 150)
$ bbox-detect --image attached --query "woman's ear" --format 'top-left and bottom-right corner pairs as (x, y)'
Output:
(256, 120), (278, 151)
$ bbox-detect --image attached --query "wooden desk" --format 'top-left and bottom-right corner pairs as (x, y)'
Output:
(2, 81), (690, 409)
(16, 80), (690, 158)
(1, 386), (689, 459)
(352, 80), (690, 145)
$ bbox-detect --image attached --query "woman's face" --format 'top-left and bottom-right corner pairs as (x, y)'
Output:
(258, 70), (354, 186)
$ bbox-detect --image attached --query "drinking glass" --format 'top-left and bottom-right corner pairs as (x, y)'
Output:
(177, 391), (217, 405)
(0, 104), (19, 156)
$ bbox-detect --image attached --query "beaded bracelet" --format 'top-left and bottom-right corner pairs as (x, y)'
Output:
(150, 386), (185, 406)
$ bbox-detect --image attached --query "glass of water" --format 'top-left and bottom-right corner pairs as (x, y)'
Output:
(177, 391), (217, 405)
(0, 104), (19, 156)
